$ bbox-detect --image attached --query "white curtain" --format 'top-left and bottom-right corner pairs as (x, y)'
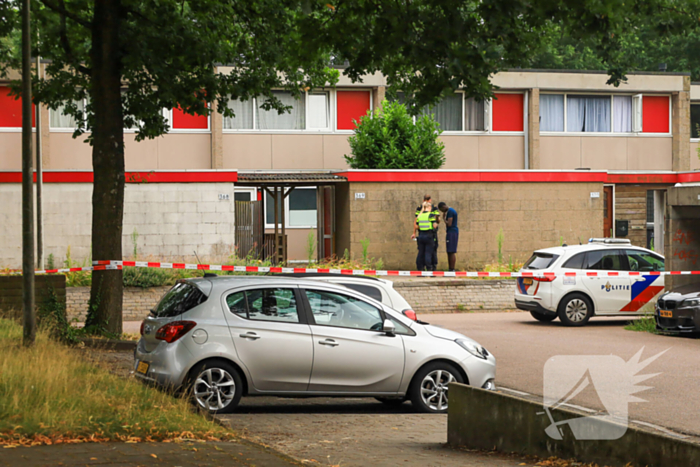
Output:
(464, 97), (484, 131)
(613, 95), (632, 133)
(420, 93), (462, 131)
(223, 99), (254, 129)
(540, 94), (564, 132)
(50, 99), (83, 129)
(256, 91), (305, 130)
(567, 95), (610, 132)
(307, 93), (329, 130)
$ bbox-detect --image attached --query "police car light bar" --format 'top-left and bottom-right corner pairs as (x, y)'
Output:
(588, 238), (632, 245)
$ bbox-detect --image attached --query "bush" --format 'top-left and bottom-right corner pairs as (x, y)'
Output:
(345, 100), (445, 169)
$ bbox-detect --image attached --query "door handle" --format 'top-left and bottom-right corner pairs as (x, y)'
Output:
(240, 332), (260, 340)
(319, 339), (339, 347)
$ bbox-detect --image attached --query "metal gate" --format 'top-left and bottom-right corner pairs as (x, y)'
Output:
(234, 200), (268, 260)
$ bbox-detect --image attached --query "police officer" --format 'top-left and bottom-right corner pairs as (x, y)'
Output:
(415, 195), (440, 268)
(412, 202), (437, 271)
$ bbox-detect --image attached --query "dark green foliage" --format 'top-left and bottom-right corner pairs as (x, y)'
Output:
(345, 101), (445, 169)
(37, 287), (81, 345)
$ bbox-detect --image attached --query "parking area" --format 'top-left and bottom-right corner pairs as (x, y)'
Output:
(428, 311), (700, 437)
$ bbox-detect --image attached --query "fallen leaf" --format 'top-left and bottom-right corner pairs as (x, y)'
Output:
(150, 454), (157, 459)
(90, 458), (98, 461)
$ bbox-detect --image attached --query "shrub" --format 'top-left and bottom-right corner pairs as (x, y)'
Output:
(345, 100), (445, 169)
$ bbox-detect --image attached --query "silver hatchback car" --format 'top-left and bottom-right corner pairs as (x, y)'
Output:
(134, 276), (496, 414)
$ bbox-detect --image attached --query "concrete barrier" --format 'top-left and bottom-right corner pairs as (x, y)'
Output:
(447, 383), (700, 467)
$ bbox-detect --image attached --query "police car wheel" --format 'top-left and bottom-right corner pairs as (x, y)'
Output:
(529, 310), (557, 322)
(557, 293), (593, 327)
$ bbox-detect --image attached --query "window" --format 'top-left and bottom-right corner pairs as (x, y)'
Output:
(152, 282), (207, 318)
(584, 250), (628, 271)
(613, 95), (632, 132)
(567, 95), (610, 132)
(257, 91), (305, 130)
(223, 99), (254, 130)
(523, 253), (559, 270)
(492, 93), (523, 131)
(50, 99), (86, 129)
(265, 188), (317, 228)
(336, 90), (371, 130)
(340, 283), (383, 302)
(540, 93), (663, 134)
(288, 189), (317, 227)
(307, 92), (330, 130)
(562, 253), (586, 270)
(540, 94), (564, 132)
(226, 291), (248, 319)
(626, 250), (664, 272)
(419, 92), (463, 131)
(464, 97), (485, 131)
(0, 86), (35, 129)
(691, 104), (700, 139)
(642, 95), (670, 133)
(305, 289), (384, 331)
(227, 288), (300, 323)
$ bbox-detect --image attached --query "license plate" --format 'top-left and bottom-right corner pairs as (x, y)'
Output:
(136, 361), (150, 375)
(523, 278), (533, 285)
(659, 310), (673, 318)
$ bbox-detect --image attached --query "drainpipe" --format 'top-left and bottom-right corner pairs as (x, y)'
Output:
(524, 91), (529, 170)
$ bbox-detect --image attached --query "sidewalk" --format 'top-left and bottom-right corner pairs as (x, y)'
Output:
(0, 439), (300, 467)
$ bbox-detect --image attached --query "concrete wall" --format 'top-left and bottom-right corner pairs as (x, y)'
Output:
(665, 186), (700, 289)
(540, 136), (673, 170)
(448, 384), (700, 467)
(339, 181), (604, 270)
(0, 183), (236, 268)
(0, 275), (66, 318)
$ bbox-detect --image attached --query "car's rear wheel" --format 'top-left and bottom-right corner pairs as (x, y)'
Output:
(409, 362), (464, 414)
(529, 310), (557, 322)
(375, 397), (406, 407)
(189, 360), (243, 414)
(558, 293), (593, 326)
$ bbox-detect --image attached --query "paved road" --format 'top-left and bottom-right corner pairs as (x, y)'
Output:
(219, 397), (551, 467)
(428, 312), (700, 437)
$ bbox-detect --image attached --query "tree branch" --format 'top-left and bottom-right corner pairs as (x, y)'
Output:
(52, 0), (91, 75)
(38, 0), (91, 28)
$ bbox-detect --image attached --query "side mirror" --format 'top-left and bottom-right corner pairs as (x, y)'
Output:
(382, 319), (396, 336)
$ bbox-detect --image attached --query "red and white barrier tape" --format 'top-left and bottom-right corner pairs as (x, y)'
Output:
(1, 260), (693, 277)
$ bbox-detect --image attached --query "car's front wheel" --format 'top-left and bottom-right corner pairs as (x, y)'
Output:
(409, 362), (464, 414)
(530, 310), (557, 322)
(189, 360), (243, 414)
(558, 293), (593, 326)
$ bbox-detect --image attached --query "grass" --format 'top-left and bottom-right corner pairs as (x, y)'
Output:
(0, 318), (230, 446)
(624, 313), (659, 334)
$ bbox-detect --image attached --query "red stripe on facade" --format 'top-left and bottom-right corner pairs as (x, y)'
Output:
(337, 171), (609, 183)
(0, 171), (238, 183)
(605, 173), (679, 184)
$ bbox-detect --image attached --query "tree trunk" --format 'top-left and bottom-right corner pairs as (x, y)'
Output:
(85, 0), (124, 335)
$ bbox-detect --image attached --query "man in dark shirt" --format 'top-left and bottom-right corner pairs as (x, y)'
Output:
(438, 202), (458, 271)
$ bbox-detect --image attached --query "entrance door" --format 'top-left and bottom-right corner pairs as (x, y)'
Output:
(603, 186), (613, 237)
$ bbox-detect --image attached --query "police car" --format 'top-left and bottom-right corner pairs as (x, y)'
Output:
(514, 239), (665, 326)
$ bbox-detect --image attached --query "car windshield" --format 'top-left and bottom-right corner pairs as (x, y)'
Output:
(523, 253), (559, 270)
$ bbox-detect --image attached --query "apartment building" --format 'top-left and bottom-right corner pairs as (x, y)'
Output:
(1, 68), (698, 266)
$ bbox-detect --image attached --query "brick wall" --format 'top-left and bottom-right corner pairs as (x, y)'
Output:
(393, 279), (516, 314)
(0, 275), (66, 318)
(67, 286), (169, 322)
(339, 181), (604, 270)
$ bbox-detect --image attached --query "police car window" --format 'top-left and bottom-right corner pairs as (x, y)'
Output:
(340, 283), (383, 302)
(627, 250), (665, 272)
(523, 253), (559, 270)
(585, 250), (629, 271)
(562, 253), (586, 269)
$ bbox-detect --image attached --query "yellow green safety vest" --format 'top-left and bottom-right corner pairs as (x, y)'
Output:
(417, 211), (433, 231)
